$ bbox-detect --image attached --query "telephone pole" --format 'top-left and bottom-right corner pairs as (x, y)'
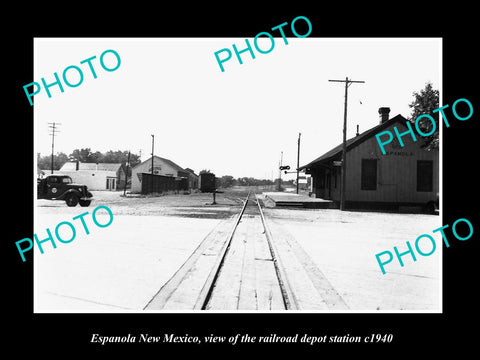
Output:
(123, 150), (130, 196)
(328, 77), (365, 211)
(151, 135), (154, 194)
(278, 151), (283, 191)
(296, 132), (301, 194)
(47, 122), (61, 174)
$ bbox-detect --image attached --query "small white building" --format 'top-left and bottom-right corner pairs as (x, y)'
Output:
(131, 156), (189, 193)
(58, 162), (125, 190)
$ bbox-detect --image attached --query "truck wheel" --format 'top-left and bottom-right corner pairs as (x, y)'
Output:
(79, 200), (92, 207)
(65, 194), (79, 207)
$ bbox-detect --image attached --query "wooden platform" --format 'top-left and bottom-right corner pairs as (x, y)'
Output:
(262, 192), (335, 209)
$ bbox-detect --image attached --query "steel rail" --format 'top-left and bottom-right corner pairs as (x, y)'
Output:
(195, 191), (251, 310)
(255, 193), (299, 310)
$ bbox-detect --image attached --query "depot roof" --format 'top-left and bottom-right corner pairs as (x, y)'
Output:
(298, 114), (408, 171)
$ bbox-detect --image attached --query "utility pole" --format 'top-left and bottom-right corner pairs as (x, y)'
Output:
(328, 77), (365, 211)
(123, 151), (130, 196)
(47, 122), (61, 174)
(296, 132), (301, 194)
(278, 151), (283, 191)
(151, 135), (154, 194)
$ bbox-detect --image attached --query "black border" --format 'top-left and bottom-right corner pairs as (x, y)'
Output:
(6, 4), (478, 355)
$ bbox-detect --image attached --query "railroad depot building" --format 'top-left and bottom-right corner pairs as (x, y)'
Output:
(131, 155), (190, 194)
(299, 108), (439, 211)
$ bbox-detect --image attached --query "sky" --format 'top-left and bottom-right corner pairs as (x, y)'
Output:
(34, 38), (441, 180)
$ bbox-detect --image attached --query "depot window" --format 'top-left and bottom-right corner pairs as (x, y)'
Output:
(417, 160), (433, 192)
(361, 159), (377, 190)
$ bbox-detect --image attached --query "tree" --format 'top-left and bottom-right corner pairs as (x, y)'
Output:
(90, 151), (105, 163)
(37, 149), (141, 173)
(66, 149), (141, 168)
(408, 82), (439, 150)
(69, 148), (95, 162)
(218, 175), (235, 188)
(103, 150), (124, 163)
(236, 177), (274, 186)
(37, 152), (69, 171)
(125, 152), (141, 168)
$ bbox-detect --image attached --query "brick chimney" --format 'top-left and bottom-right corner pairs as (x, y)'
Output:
(378, 107), (391, 124)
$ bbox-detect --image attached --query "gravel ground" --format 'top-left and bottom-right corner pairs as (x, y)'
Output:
(263, 207), (441, 311)
(34, 189), (245, 311)
(34, 188), (441, 312)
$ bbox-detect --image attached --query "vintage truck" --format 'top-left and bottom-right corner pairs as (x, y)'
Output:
(37, 174), (93, 207)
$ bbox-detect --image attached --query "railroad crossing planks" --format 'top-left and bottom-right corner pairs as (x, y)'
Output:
(205, 213), (285, 310)
(145, 192), (348, 311)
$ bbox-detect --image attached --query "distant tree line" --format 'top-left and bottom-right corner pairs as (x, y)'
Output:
(197, 170), (294, 188)
(37, 148), (141, 171)
(217, 175), (293, 188)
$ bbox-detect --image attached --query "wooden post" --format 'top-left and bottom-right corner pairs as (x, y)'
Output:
(296, 132), (301, 194)
(328, 77), (365, 210)
(123, 151), (130, 196)
(151, 135), (154, 194)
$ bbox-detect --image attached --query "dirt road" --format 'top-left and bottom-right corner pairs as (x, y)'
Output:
(34, 187), (441, 312)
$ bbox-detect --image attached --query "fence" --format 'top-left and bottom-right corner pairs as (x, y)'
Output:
(140, 173), (189, 195)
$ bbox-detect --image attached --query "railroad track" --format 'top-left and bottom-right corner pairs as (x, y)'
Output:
(144, 191), (348, 311)
(144, 192), (295, 310)
(201, 192), (296, 310)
